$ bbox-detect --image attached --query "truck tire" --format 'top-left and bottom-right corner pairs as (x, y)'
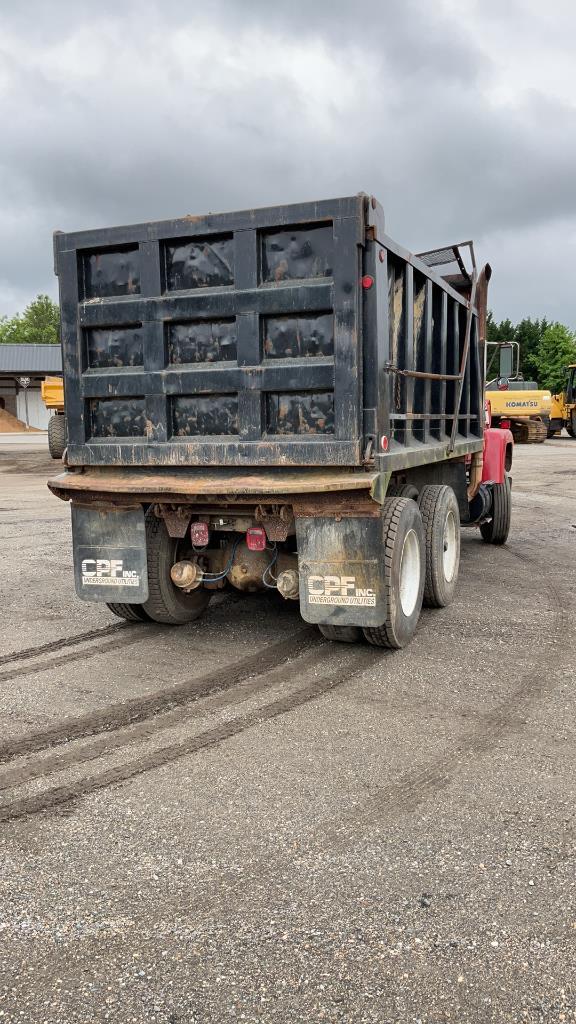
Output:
(318, 624), (364, 643)
(387, 483), (419, 500)
(47, 414), (67, 459)
(568, 412), (576, 438)
(107, 602), (151, 623)
(142, 512), (211, 625)
(363, 498), (425, 649)
(480, 474), (512, 545)
(418, 485), (460, 608)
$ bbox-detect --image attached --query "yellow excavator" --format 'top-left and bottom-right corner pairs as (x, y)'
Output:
(548, 364), (576, 438)
(485, 342), (551, 444)
(41, 376), (66, 459)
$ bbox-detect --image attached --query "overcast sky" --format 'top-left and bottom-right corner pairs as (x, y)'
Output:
(1, 0), (575, 325)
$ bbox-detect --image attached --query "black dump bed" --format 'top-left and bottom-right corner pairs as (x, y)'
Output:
(54, 194), (485, 472)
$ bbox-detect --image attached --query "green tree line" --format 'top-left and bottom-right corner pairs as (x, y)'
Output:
(487, 314), (576, 394)
(0, 295), (60, 346)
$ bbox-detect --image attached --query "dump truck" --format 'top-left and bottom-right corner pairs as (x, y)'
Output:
(548, 364), (576, 437)
(41, 375), (67, 458)
(47, 195), (512, 648)
(485, 342), (551, 443)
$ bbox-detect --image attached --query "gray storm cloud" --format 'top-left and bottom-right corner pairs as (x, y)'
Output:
(0, 0), (575, 324)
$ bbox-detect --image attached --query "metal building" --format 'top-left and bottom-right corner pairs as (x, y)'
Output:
(0, 344), (62, 429)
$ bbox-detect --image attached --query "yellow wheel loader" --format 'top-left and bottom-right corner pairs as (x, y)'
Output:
(41, 376), (67, 459)
(485, 342), (551, 444)
(548, 364), (576, 438)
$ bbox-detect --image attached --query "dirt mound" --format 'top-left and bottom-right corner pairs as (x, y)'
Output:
(0, 408), (42, 433)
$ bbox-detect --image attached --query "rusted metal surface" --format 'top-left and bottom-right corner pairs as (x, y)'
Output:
(292, 490), (380, 519)
(261, 224), (333, 282)
(449, 271), (478, 452)
(254, 504), (294, 541)
(48, 466), (377, 499)
(165, 236), (234, 290)
(207, 542), (297, 593)
(467, 450), (483, 500)
(168, 320), (237, 364)
(416, 241), (474, 288)
(87, 327), (144, 368)
(475, 264), (492, 346)
(170, 560), (202, 590)
(385, 367), (462, 383)
(155, 507), (191, 539)
(263, 313), (333, 359)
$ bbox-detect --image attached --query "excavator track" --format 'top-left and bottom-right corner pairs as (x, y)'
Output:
(510, 418), (548, 444)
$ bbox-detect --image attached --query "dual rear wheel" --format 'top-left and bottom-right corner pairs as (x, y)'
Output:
(320, 485), (461, 650)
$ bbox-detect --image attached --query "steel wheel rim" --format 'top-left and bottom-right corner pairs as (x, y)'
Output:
(442, 510), (458, 582)
(399, 528), (421, 616)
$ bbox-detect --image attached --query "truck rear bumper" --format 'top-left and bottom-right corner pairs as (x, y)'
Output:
(48, 466), (378, 502)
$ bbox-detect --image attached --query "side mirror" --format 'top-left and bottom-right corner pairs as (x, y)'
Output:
(497, 343), (515, 379)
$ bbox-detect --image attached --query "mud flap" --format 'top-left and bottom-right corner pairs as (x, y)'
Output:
(296, 516), (385, 627)
(71, 504), (148, 603)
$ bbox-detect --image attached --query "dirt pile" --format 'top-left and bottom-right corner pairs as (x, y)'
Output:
(0, 408), (42, 433)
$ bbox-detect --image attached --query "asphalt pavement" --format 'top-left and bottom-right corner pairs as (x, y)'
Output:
(0, 439), (574, 1023)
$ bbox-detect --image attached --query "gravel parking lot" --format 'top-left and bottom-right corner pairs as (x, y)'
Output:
(0, 439), (575, 1024)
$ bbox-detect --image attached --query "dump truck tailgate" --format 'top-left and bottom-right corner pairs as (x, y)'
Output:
(55, 197), (365, 469)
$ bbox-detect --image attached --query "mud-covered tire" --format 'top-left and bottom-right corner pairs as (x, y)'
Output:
(47, 414), (67, 459)
(107, 602), (151, 622)
(318, 624), (364, 644)
(363, 497), (425, 650)
(418, 485), (461, 609)
(480, 474), (512, 545)
(142, 512), (211, 625)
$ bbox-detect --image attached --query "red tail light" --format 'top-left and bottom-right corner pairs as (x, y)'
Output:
(246, 526), (266, 551)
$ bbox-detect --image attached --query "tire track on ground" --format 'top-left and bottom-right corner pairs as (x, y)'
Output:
(0, 644), (331, 794)
(0, 627), (321, 764)
(0, 648), (378, 822)
(0, 622), (133, 667)
(0, 626), (164, 685)
(134, 541), (572, 927)
(338, 542), (569, 828)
